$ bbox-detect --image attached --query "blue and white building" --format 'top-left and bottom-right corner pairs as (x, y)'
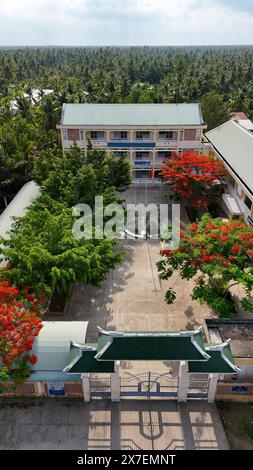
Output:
(57, 103), (206, 182)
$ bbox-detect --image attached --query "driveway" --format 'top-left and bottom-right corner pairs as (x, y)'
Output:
(65, 186), (214, 375)
(0, 399), (229, 450)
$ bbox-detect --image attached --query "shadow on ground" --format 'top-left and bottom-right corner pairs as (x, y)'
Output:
(0, 399), (229, 450)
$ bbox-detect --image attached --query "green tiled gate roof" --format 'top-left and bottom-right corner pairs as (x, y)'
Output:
(95, 327), (210, 361)
(188, 342), (239, 374)
(60, 327), (239, 375)
(63, 343), (115, 374)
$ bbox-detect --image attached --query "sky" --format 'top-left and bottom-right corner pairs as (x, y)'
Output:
(1, 0), (253, 46)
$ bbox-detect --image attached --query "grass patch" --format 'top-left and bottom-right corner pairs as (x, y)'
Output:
(217, 402), (253, 450)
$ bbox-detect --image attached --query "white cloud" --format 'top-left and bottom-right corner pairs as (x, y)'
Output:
(0, 0), (253, 45)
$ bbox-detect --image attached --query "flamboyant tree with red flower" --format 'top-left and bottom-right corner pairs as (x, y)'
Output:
(158, 214), (253, 317)
(160, 151), (225, 207)
(0, 280), (43, 384)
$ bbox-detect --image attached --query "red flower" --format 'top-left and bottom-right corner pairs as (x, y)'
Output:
(231, 245), (241, 254)
(160, 150), (225, 203)
(0, 279), (42, 384)
(28, 354), (37, 365)
(189, 224), (198, 233)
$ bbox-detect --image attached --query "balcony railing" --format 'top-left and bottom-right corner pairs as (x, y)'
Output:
(154, 158), (166, 166)
(156, 140), (178, 148)
(180, 140), (202, 149)
(134, 159), (152, 166)
(90, 140), (107, 147)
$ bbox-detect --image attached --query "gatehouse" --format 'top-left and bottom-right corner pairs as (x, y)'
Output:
(0, 321), (240, 403)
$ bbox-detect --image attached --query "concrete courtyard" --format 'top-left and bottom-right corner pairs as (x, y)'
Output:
(66, 186), (215, 375)
(0, 187), (226, 451)
(0, 399), (229, 450)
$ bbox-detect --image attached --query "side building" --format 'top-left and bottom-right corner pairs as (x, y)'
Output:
(57, 103), (206, 183)
(205, 120), (253, 226)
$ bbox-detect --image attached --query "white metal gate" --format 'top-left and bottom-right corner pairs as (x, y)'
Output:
(187, 374), (209, 399)
(90, 375), (111, 398)
(120, 372), (178, 398)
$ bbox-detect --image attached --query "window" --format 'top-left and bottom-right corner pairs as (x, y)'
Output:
(180, 130), (184, 141)
(67, 129), (79, 141)
(113, 151), (127, 158)
(244, 195), (252, 211)
(159, 131), (174, 140)
(136, 131), (150, 140)
(133, 170), (151, 179)
(157, 151), (172, 159)
(113, 131), (128, 140)
(136, 151), (150, 159)
(90, 131), (105, 140)
(227, 175), (236, 189)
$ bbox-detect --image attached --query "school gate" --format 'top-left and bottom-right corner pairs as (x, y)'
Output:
(64, 327), (239, 403)
(0, 325), (239, 402)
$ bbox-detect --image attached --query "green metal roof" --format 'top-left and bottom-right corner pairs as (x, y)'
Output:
(95, 327), (209, 361)
(205, 120), (253, 196)
(60, 103), (205, 127)
(2, 322), (239, 381)
(63, 343), (115, 374)
(188, 342), (239, 374)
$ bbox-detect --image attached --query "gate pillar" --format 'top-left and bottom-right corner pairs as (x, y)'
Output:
(207, 373), (219, 403)
(178, 361), (189, 402)
(81, 373), (91, 402)
(111, 361), (120, 402)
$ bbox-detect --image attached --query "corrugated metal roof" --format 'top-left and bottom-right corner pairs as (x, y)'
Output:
(27, 371), (81, 382)
(238, 119), (253, 131)
(0, 181), (40, 240)
(206, 120), (253, 195)
(61, 103), (205, 127)
(31, 321), (88, 372)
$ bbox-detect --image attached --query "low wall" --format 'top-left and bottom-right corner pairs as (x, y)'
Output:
(0, 382), (83, 398)
(216, 382), (253, 402)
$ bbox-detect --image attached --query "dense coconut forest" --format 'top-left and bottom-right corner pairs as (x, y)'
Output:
(0, 46), (253, 202)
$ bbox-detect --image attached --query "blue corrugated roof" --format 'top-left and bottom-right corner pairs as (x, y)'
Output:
(61, 103), (205, 127)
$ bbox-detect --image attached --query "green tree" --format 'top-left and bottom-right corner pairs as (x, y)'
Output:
(0, 195), (124, 295)
(201, 92), (229, 130)
(158, 214), (253, 317)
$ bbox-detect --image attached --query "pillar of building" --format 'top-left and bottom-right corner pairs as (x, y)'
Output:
(177, 128), (180, 152)
(111, 361), (120, 402)
(36, 381), (43, 396)
(178, 361), (189, 402)
(152, 150), (155, 182)
(81, 373), (91, 402)
(207, 373), (219, 403)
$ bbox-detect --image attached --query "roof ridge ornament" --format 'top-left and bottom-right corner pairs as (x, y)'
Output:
(70, 341), (97, 351)
(97, 325), (204, 338)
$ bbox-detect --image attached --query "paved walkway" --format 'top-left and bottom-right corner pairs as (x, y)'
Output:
(65, 186), (215, 376)
(0, 400), (229, 450)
